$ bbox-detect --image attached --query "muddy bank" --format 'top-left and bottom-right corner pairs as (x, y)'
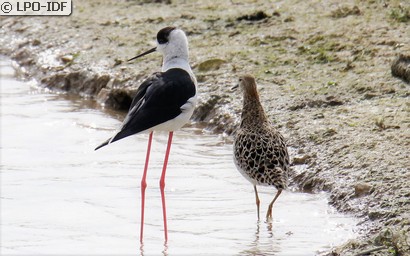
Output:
(1, 0), (409, 255)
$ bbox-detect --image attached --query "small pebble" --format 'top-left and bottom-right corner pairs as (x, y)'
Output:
(354, 183), (372, 197)
(61, 55), (74, 63)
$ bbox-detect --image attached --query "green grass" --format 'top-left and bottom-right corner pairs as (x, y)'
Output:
(389, 6), (410, 23)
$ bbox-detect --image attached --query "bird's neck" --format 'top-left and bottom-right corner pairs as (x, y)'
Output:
(162, 44), (189, 70)
(162, 57), (196, 84)
(240, 94), (268, 128)
(162, 55), (189, 70)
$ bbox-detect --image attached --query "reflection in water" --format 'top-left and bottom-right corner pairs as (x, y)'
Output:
(162, 241), (169, 256)
(239, 221), (279, 256)
(267, 221), (273, 239)
(1, 59), (357, 255)
(139, 241), (168, 256)
(142, 242), (169, 256)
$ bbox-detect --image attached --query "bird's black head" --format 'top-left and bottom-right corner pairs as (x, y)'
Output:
(157, 26), (176, 44)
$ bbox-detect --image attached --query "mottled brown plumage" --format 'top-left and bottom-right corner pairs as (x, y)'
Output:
(233, 75), (290, 221)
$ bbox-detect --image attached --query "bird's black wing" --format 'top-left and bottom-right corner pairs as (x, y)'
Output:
(94, 73), (161, 151)
(95, 69), (195, 150)
(127, 72), (162, 117)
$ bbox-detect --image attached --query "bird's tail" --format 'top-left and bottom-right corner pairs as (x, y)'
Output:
(94, 138), (111, 151)
(94, 129), (135, 151)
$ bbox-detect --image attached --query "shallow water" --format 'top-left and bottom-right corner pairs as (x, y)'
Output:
(0, 59), (357, 255)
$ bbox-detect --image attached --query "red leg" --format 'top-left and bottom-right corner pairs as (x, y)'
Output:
(160, 131), (173, 242)
(140, 131), (153, 244)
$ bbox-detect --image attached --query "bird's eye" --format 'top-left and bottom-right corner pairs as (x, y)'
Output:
(239, 78), (243, 82)
(158, 37), (168, 44)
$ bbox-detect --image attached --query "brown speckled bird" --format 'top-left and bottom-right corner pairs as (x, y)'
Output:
(233, 75), (290, 221)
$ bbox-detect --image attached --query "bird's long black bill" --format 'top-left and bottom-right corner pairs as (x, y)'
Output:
(128, 47), (157, 62)
(231, 84), (239, 91)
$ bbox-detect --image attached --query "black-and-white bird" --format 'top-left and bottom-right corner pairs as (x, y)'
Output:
(95, 26), (197, 243)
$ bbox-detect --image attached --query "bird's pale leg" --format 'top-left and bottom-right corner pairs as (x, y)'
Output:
(254, 185), (260, 221)
(140, 131), (153, 244)
(266, 189), (282, 221)
(160, 131), (173, 242)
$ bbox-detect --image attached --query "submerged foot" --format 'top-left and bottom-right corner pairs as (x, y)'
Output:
(265, 207), (273, 222)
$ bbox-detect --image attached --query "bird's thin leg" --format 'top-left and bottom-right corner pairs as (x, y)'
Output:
(254, 185), (260, 221)
(160, 131), (173, 242)
(140, 131), (153, 244)
(266, 189), (282, 221)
